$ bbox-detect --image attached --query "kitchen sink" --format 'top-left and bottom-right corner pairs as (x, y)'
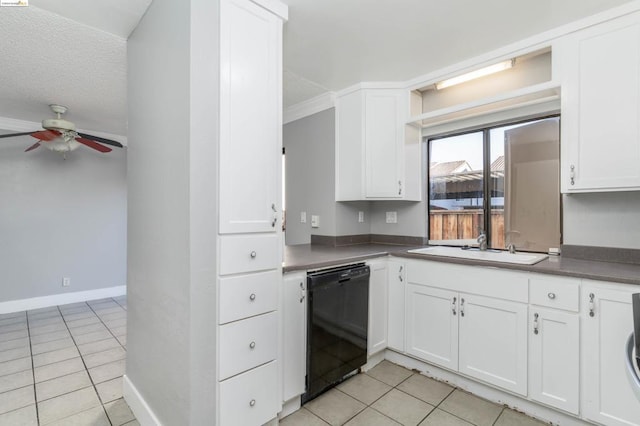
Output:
(407, 246), (548, 265)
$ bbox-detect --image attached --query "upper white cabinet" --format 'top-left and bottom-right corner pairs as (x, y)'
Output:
(559, 12), (640, 192)
(219, 0), (282, 233)
(336, 88), (422, 201)
(582, 282), (640, 425)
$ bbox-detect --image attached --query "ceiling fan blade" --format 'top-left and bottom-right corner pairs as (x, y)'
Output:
(31, 130), (61, 141)
(0, 131), (39, 139)
(24, 142), (41, 152)
(76, 132), (124, 148)
(75, 137), (112, 153)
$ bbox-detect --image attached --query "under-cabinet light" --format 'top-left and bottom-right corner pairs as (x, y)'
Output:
(435, 59), (515, 90)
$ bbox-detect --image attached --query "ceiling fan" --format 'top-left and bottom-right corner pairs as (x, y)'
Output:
(0, 104), (124, 155)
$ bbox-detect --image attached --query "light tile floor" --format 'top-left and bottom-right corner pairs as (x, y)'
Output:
(0, 296), (137, 425)
(282, 360), (548, 426)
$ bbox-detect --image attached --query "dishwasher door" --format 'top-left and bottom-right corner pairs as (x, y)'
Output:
(303, 264), (370, 403)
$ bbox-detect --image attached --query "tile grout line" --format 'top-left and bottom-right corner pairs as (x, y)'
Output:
(84, 299), (127, 352)
(57, 302), (114, 426)
(25, 311), (41, 425)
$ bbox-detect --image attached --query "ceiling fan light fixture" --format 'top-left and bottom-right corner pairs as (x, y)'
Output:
(435, 59), (515, 90)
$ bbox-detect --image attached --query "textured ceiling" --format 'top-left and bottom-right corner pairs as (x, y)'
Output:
(0, 0), (635, 132)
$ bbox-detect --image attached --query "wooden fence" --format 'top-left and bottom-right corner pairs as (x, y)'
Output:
(429, 209), (505, 249)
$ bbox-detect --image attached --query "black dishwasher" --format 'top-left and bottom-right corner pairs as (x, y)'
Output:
(302, 263), (370, 403)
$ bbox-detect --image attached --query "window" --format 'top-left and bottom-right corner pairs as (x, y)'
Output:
(428, 116), (561, 253)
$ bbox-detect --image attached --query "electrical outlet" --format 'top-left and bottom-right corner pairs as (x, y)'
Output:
(311, 215), (319, 228)
(301, 211), (307, 223)
(62, 277), (70, 287)
(385, 211), (397, 224)
(358, 211), (364, 223)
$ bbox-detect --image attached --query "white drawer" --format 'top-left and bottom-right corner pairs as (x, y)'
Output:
(219, 235), (279, 275)
(219, 361), (278, 426)
(219, 271), (278, 324)
(219, 312), (277, 380)
(529, 275), (580, 312)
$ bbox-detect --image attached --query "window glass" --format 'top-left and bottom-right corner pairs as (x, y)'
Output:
(428, 116), (560, 253)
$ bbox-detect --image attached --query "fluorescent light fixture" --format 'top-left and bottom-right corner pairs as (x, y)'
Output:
(435, 59), (515, 90)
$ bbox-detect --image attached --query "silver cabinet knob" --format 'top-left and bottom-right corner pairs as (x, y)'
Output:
(547, 292), (556, 300)
(249, 341), (256, 349)
(249, 293), (256, 301)
(249, 399), (256, 407)
(250, 251), (257, 259)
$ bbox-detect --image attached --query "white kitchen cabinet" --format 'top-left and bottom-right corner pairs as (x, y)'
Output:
(406, 283), (459, 371)
(458, 293), (528, 396)
(336, 88), (421, 201)
(367, 259), (388, 356)
(582, 282), (640, 425)
(387, 260), (405, 352)
(219, 0), (282, 232)
(528, 275), (580, 415)
(559, 11), (640, 192)
(281, 272), (306, 404)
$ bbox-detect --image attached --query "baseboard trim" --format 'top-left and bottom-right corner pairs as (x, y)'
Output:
(0, 285), (126, 314)
(123, 374), (162, 426)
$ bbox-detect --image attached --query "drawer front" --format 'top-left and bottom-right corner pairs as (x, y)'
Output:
(219, 271), (278, 324)
(219, 312), (277, 380)
(529, 275), (580, 312)
(219, 361), (278, 426)
(219, 234), (279, 275)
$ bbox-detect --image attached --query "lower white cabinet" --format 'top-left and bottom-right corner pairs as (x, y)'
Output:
(529, 306), (579, 414)
(405, 283), (458, 371)
(582, 282), (640, 426)
(367, 260), (388, 356)
(281, 272), (306, 403)
(219, 361), (279, 426)
(387, 260), (405, 352)
(458, 293), (528, 396)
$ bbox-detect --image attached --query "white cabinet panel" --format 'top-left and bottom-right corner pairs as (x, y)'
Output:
(582, 284), (640, 425)
(458, 293), (528, 396)
(529, 275), (580, 312)
(282, 272), (306, 403)
(219, 270), (278, 324)
(219, 234), (279, 275)
(219, 312), (278, 380)
(406, 283), (459, 371)
(219, 0), (281, 232)
(529, 307), (579, 414)
(387, 260), (405, 352)
(560, 12), (640, 192)
(219, 361), (279, 426)
(367, 259), (388, 356)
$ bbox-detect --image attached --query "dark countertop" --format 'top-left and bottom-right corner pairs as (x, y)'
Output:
(284, 243), (640, 285)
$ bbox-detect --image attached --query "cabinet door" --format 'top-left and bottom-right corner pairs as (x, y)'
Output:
(561, 13), (640, 192)
(367, 260), (388, 356)
(529, 307), (579, 414)
(281, 272), (306, 403)
(387, 260), (405, 352)
(364, 90), (404, 198)
(219, 0), (281, 233)
(583, 285), (640, 425)
(405, 283), (458, 370)
(458, 294), (528, 395)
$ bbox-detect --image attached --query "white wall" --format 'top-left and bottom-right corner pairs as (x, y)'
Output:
(0, 138), (126, 303)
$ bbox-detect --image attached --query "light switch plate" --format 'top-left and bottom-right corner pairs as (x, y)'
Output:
(358, 211), (364, 223)
(311, 215), (319, 228)
(385, 211), (397, 224)
(301, 211), (307, 223)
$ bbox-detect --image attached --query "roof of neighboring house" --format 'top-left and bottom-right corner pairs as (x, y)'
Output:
(430, 160), (472, 177)
(491, 156), (505, 172)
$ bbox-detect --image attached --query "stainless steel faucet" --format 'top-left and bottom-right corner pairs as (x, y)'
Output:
(477, 231), (487, 251)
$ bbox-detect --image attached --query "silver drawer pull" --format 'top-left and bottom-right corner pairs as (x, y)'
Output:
(249, 399), (256, 407)
(249, 341), (256, 349)
(547, 292), (556, 300)
(250, 251), (257, 259)
(249, 293), (256, 301)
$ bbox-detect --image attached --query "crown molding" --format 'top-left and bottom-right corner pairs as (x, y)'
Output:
(283, 92), (336, 124)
